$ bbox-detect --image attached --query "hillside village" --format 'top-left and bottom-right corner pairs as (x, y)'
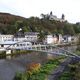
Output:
(0, 28), (79, 50)
(0, 12), (79, 50)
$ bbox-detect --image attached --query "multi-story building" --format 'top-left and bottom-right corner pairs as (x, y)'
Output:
(0, 34), (14, 42)
(0, 34), (14, 48)
(45, 34), (63, 44)
(14, 32), (39, 42)
(0, 32), (39, 49)
(13, 32), (39, 49)
(24, 32), (39, 42)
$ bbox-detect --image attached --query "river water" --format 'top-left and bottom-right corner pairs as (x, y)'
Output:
(0, 52), (49, 80)
(0, 45), (78, 80)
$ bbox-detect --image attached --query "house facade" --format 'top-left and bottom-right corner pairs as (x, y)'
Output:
(13, 32), (39, 49)
(0, 34), (14, 48)
(62, 35), (73, 43)
(0, 34), (14, 42)
(24, 32), (39, 42)
(45, 34), (63, 44)
(14, 32), (39, 42)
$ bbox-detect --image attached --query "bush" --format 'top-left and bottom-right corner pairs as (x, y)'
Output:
(27, 63), (41, 74)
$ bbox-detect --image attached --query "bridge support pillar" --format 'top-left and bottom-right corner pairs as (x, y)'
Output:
(50, 47), (53, 51)
(39, 45), (42, 51)
(34, 45), (38, 51)
(6, 50), (11, 59)
(44, 46), (47, 51)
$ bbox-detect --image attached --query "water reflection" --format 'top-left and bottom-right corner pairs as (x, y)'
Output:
(11, 52), (48, 66)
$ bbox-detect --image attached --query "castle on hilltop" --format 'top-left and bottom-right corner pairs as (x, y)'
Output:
(41, 11), (66, 22)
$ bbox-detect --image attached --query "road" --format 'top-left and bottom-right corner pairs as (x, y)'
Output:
(47, 57), (73, 80)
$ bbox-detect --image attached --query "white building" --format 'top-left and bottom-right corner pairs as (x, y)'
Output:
(14, 32), (39, 42)
(62, 35), (78, 43)
(46, 35), (53, 44)
(45, 34), (63, 44)
(46, 35), (57, 44)
(15, 42), (32, 50)
(0, 34), (14, 48)
(13, 32), (39, 49)
(24, 32), (39, 42)
(62, 35), (72, 43)
(0, 32), (39, 49)
(0, 34), (14, 42)
(0, 41), (15, 48)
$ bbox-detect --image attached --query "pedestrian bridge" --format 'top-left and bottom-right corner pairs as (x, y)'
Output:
(0, 41), (79, 59)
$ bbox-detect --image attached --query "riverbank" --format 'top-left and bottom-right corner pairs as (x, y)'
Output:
(0, 52), (53, 80)
(59, 58), (80, 80)
(13, 56), (66, 80)
(47, 57), (72, 80)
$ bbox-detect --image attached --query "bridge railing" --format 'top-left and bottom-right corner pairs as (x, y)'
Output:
(0, 40), (80, 59)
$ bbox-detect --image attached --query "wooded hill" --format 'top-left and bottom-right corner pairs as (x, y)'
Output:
(0, 12), (80, 35)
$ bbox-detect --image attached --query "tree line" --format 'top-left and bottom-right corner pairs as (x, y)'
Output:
(0, 13), (80, 35)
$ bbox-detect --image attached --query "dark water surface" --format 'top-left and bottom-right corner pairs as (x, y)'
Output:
(0, 52), (48, 80)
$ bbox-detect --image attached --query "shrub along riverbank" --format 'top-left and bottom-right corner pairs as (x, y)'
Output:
(13, 56), (65, 80)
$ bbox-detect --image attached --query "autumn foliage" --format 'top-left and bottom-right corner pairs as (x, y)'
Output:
(27, 62), (41, 74)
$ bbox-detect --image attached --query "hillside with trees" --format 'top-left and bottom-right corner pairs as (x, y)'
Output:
(0, 12), (80, 35)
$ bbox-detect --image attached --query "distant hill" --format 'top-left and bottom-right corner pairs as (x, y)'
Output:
(0, 12), (27, 34)
(0, 12), (79, 35)
(0, 12), (26, 26)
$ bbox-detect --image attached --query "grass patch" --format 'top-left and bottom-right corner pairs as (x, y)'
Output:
(59, 71), (72, 80)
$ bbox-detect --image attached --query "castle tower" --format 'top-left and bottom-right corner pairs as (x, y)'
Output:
(50, 11), (53, 15)
(61, 14), (65, 20)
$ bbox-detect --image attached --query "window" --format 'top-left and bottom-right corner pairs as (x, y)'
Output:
(20, 44), (23, 46)
(1, 45), (4, 47)
(27, 43), (30, 45)
(17, 44), (19, 46)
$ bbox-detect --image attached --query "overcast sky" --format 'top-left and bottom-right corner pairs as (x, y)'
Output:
(0, 0), (80, 23)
